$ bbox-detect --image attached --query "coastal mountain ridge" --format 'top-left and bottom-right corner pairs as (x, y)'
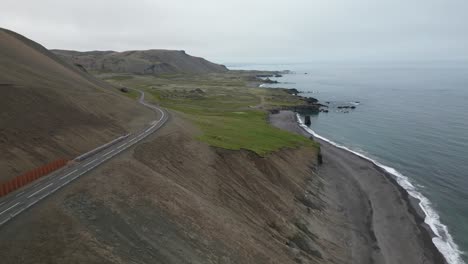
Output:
(52, 49), (228, 75)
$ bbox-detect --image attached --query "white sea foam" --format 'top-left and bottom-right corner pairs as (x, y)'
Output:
(296, 113), (465, 264)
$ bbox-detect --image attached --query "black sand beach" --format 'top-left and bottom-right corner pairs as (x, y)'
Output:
(270, 110), (446, 264)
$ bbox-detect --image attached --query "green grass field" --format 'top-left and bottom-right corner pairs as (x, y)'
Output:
(193, 110), (315, 155)
(102, 72), (318, 156)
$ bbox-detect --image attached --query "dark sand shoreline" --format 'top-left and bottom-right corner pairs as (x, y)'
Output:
(270, 110), (446, 264)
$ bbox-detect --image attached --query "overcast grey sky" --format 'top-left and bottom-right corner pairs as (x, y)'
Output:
(2, 0), (468, 64)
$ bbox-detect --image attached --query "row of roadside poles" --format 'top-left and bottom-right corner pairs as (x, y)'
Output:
(0, 159), (69, 197)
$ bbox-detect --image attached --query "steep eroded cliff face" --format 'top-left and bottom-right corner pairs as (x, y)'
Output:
(0, 114), (336, 264)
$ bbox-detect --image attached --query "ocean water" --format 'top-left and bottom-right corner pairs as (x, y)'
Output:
(229, 62), (468, 263)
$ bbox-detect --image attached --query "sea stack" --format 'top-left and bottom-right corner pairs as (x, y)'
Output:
(304, 115), (311, 126)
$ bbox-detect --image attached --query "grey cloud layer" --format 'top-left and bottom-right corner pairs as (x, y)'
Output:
(2, 0), (467, 63)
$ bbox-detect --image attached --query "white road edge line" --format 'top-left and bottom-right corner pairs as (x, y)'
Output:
(102, 149), (116, 157)
(50, 186), (61, 194)
(71, 173), (81, 181)
(27, 183), (53, 198)
(83, 159), (96, 167)
(10, 206), (27, 218)
(59, 169), (78, 180)
(0, 202), (20, 215)
(26, 199), (39, 208)
(38, 193), (49, 202)
(117, 143), (127, 149)
(15, 191), (24, 197)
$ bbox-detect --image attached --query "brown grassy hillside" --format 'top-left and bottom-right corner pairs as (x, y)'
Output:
(0, 113), (328, 264)
(52, 49), (228, 75)
(0, 28), (155, 182)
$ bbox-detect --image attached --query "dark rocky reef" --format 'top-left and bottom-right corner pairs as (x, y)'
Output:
(337, 105), (356, 109)
(256, 74), (274, 78)
(262, 78), (279, 84)
(285, 88), (300, 95)
(304, 97), (318, 104)
(289, 96), (321, 114)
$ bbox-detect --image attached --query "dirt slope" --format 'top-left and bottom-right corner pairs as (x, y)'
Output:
(0, 28), (155, 182)
(52, 49), (228, 75)
(0, 112), (335, 264)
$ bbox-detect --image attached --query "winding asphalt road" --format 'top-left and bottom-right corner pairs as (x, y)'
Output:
(0, 90), (168, 226)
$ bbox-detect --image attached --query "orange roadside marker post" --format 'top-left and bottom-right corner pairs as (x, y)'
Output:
(18, 175), (24, 186)
(7, 181), (13, 194)
(12, 178), (18, 190)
